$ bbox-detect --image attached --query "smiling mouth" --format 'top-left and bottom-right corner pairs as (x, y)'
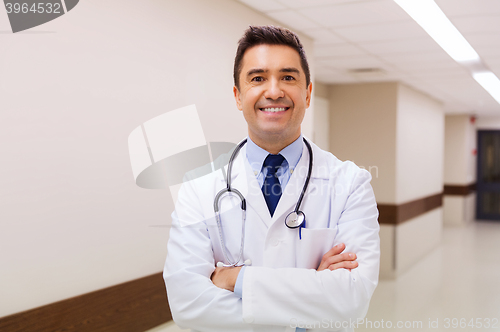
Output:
(259, 107), (289, 112)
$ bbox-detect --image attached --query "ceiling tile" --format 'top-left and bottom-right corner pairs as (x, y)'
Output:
(486, 60), (500, 77)
(276, 0), (364, 9)
(403, 66), (470, 78)
(393, 59), (464, 72)
(301, 28), (346, 45)
(317, 73), (360, 84)
(318, 55), (387, 70)
(334, 20), (427, 43)
(240, 0), (500, 114)
(358, 38), (443, 55)
(380, 51), (454, 66)
(315, 43), (366, 58)
(411, 70), (472, 83)
(465, 33), (500, 60)
(299, 0), (408, 28)
(265, 10), (321, 30)
(238, 0), (286, 12)
(434, 79), (492, 101)
(450, 15), (500, 34)
(436, 0), (500, 17)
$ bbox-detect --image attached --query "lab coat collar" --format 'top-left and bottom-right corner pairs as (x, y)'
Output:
(221, 138), (330, 228)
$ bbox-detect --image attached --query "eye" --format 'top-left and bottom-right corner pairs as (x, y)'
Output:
(283, 75), (296, 81)
(251, 76), (264, 82)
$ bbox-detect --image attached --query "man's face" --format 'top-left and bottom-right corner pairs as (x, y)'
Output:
(233, 44), (312, 146)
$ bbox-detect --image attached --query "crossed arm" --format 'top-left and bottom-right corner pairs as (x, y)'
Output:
(211, 242), (358, 292)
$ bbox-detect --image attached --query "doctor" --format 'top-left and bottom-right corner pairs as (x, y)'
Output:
(164, 26), (380, 332)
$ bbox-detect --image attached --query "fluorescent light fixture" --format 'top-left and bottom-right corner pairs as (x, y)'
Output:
(394, 0), (479, 62)
(473, 72), (500, 104)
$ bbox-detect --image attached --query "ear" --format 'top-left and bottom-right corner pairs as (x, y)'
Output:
(306, 82), (312, 108)
(233, 86), (243, 111)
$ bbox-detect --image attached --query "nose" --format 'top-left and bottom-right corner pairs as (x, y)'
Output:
(263, 78), (284, 100)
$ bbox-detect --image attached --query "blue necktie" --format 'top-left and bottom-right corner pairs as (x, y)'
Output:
(262, 154), (285, 217)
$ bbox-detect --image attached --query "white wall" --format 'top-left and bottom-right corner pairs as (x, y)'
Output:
(313, 96), (330, 151)
(444, 115), (477, 185)
(0, 0), (314, 317)
(327, 82), (444, 278)
(443, 115), (476, 226)
(395, 84), (444, 204)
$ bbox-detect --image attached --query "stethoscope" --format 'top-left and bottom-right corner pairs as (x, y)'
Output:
(214, 137), (313, 267)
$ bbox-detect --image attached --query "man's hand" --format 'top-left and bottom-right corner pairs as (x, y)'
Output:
(317, 243), (358, 272)
(211, 266), (242, 292)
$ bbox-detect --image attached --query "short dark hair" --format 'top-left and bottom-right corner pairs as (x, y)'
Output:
(233, 25), (311, 90)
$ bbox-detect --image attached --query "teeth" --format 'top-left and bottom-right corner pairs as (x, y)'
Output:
(262, 107), (286, 112)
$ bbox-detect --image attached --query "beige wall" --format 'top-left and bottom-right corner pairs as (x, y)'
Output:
(443, 195), (475, 226)
(329, 82), (398, 204)
(0, 0), (314, 317)
(476, 116), (500, 129)
(314, 81), (330, 99)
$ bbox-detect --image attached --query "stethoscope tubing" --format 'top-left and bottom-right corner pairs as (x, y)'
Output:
(214, 137), (313, 267)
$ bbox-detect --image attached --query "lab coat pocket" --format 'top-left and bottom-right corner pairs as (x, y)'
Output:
(296, 228), (337, 269)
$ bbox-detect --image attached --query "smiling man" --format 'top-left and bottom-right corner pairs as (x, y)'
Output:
(164, 26), (380, 332)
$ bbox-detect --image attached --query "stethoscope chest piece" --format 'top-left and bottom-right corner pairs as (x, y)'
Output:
(285, 211), (305, 228)
(285, 210), (307, 239)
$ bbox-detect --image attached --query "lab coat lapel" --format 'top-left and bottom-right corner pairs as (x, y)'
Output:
(221, 145), (271, 227)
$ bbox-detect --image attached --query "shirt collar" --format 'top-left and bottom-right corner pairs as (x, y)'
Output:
(246, 134), (303, 174)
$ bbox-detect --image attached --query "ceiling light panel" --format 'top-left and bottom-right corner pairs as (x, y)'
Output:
(473, 72), (500, 104)
(394, 0), (479, 62)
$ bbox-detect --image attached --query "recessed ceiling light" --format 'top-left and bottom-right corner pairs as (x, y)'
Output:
(473, 72), (500, 104)
(394, 0), (479, 62)
(395, 0), (500, 107)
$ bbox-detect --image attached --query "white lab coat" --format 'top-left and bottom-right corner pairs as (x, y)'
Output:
(163, 139), (380, 332)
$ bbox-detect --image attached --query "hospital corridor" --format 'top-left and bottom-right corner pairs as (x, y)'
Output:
(150, 221), (500, 332)
(1, 0), (500, 331)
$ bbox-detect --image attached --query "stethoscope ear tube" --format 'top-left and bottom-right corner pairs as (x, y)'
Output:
(214, 187), (246, 213)
(214, 138), (248, 267)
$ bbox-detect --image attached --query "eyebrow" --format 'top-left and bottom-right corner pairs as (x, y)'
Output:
(280, 67), (300, 74)
(246, 67), (301, 77)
